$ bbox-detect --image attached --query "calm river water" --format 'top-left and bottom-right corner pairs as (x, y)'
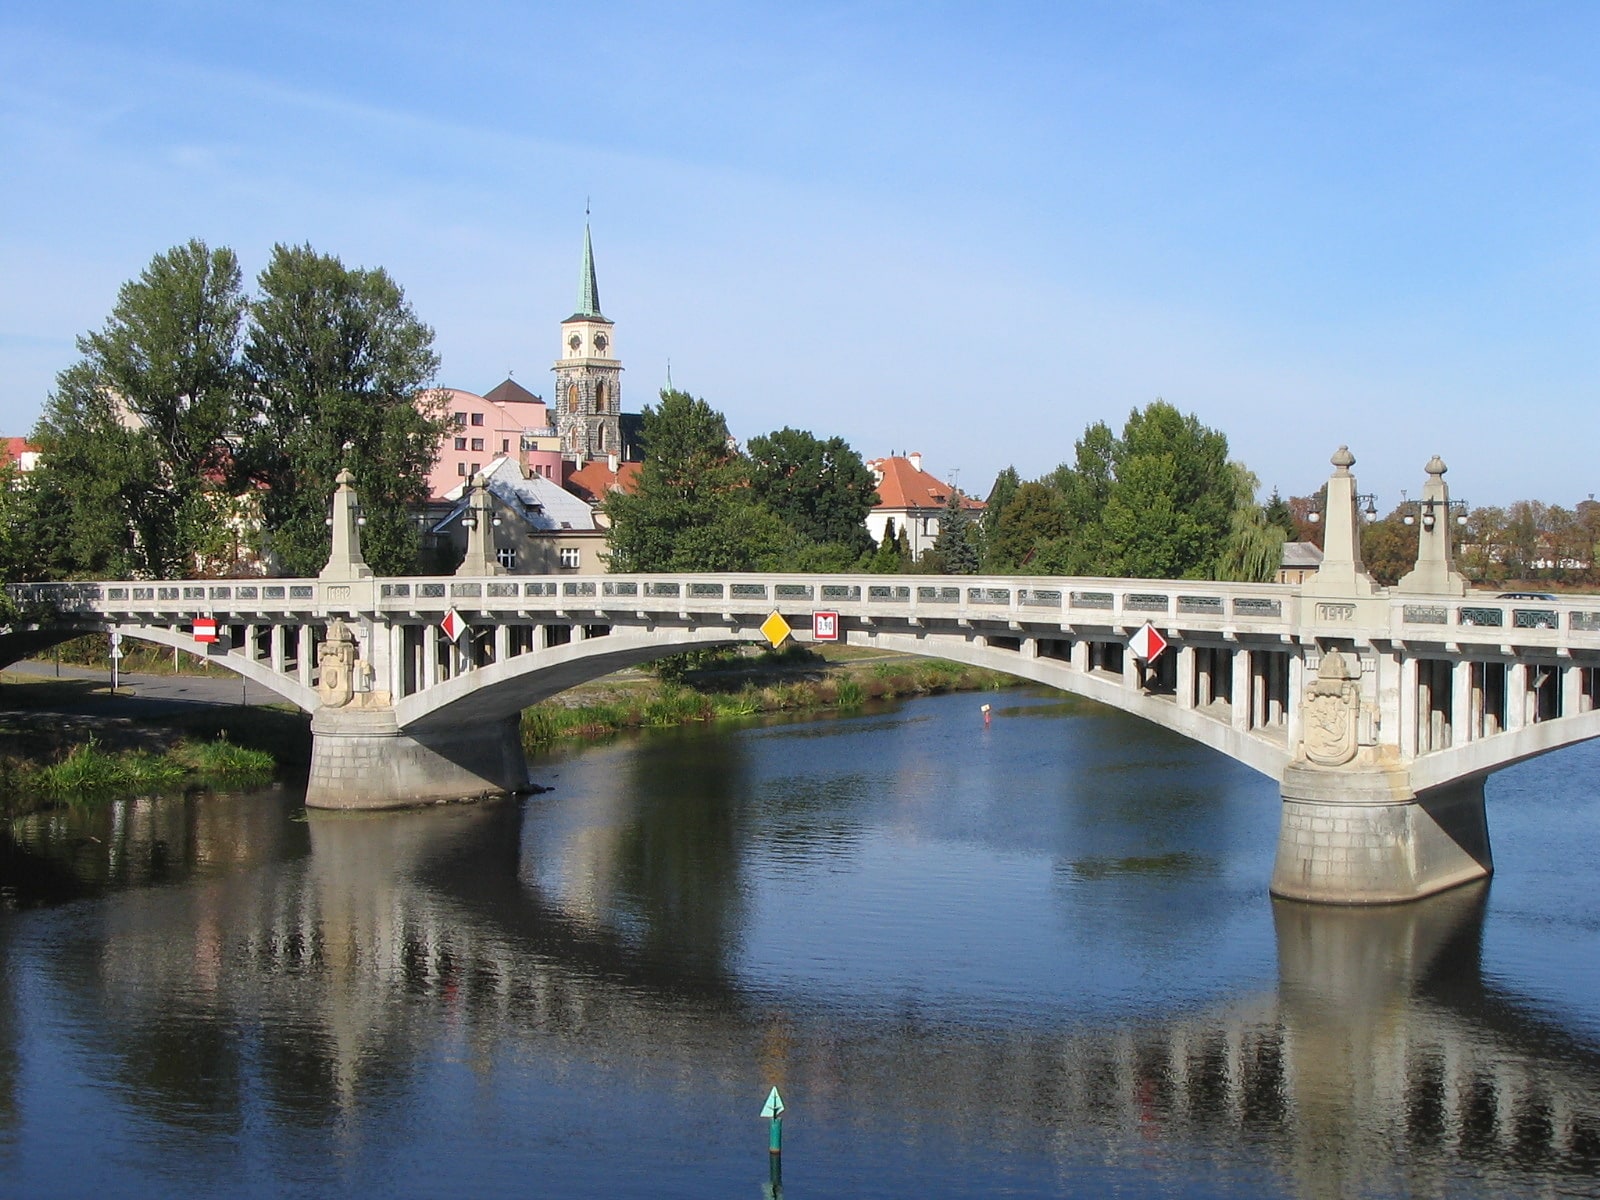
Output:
(2, 689), (1599, 1198)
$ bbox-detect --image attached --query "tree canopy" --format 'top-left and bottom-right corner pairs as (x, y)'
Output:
(604, 389), (787, 572)
(241, 243), (444, 576)
(981, 400), (1276, 581)
(29, 240), (248, 577)
(21, 239), (443, 580)
(746, 426), (879, 560)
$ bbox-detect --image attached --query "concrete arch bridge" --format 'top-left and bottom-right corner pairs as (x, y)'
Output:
(6, 452), (1600, 905)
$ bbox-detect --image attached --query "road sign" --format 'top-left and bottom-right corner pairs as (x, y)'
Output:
(192, 618), (218, 644)
(812, 611), (840, 642)
(760, 1086), (785, 1119)
(760, 611), (792, 649)
(109, 649), (123, 660)
(1128, 622), (1168, 663)
(440, 609), (466, 643)
(109, 632), (123, 647)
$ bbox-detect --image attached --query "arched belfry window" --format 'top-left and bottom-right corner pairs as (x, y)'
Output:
(566, 384), (579, 413)
(596, 424), (607, 453)
(595, 380), (607, 410)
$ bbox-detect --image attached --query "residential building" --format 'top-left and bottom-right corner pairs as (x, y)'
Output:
(430, 457), (608, 574)
(426, 381), (559, 499)
(1279, 541), (1324, 585)
(864, 452), (982, 560)
(2, 438), (40, 473)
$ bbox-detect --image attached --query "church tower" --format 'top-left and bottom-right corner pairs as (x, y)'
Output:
(553, 222), (623, 463)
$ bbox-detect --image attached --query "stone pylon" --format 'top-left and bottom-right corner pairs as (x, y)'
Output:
(1396, 456), (1468, 596)
(320, 469), (373, 582)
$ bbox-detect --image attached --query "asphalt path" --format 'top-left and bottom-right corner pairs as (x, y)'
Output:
(2, 659), (281, 719)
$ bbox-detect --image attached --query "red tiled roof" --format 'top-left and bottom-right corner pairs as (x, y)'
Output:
(563, 459), (641, 503)
(3, 437), (37, 464)
(866, 456), (983, 512)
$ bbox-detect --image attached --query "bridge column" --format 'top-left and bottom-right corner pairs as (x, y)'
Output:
(1561, 662), (1583, 718)
(297, 624), (314, 688)
(306, 708), (529, 811)
(1506, 662), (1530, 731)
(1231, 648), (1251, 732)
(1452, 659), (1473, 747)
(1176, 643), (1195, 710)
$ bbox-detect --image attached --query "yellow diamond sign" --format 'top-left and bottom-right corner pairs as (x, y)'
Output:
(760, 610), (792, 648)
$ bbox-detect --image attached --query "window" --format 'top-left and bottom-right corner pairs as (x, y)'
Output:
(452, 412), (466, 427)
(470, 438), (484, 452)
(470, 463), (480, 476)
(454, 437), (466, 451)
(470, 413), (484, 426)
(559, 547), (581, 569)
(496, 547), (517, 570)
(457, 463), (467, 476)
(501, 439), (509, 453)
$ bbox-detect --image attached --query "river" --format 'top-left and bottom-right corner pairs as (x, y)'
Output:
(2, 689), (1599, 1198)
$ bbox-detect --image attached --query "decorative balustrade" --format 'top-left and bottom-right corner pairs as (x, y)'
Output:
(8, 576), (1598, 653)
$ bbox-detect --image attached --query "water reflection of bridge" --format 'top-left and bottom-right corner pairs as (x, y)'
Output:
(5, 797), (1599, 1194)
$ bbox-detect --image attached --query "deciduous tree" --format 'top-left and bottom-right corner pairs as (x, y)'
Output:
(29, 240), (247, 577)
(746, 426), (879, 560)
(242, 244), (443, 576)
(604, 389), (787, 572)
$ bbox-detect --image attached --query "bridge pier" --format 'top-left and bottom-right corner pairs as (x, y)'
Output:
(1271, 765), (1492, 904)
(306, 708), (529, 811)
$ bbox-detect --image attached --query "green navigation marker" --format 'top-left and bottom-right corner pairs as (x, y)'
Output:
(761, 1085), (785, 1157)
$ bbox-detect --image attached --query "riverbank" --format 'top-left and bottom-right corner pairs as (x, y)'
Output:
(0, 644), (1017, 812)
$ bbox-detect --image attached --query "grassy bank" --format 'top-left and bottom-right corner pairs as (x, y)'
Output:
(0, 733), (275, 814)
(523, 647), (1014, 748)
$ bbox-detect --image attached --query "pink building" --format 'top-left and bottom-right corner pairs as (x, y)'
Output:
(425, 379), (563, 499)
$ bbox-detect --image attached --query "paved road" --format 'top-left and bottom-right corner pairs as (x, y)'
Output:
(2, 659), (283, 718)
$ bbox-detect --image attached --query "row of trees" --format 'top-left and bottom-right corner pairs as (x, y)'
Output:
(604, 392), (1282, 583)
(8, 239), (443, 581)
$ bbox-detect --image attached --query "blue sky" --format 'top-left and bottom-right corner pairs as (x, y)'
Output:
(1, 2), (1594, 507)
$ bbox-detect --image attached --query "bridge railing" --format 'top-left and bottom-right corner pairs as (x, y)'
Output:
(11, 577), (1600, 653)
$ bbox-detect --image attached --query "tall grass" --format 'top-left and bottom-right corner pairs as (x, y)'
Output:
(16, 732), (275, 808)
(520, 657), (1008, 751)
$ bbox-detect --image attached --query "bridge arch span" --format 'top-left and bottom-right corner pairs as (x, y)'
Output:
(0, 620), (318, 713)
(395, 628), (750, 730)
(394, 626), (1291, 780)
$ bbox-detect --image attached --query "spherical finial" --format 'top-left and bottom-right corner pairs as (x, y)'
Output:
(1331, 445), (1355, 469)
(1425, 454), (1447, 478)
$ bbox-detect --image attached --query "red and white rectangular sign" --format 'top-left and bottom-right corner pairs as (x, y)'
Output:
(192, 618), (218, 644)
(812, 611), (840, 642)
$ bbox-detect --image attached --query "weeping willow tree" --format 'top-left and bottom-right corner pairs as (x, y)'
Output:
(1216, 463), (1286, 582)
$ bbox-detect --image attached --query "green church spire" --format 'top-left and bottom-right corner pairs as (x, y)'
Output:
(574, 221), (603, 319)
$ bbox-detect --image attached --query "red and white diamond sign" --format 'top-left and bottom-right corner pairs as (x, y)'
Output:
(192, 617), (218, 644)
(1128, 622), (1168, 663)
(440, 609), (467, 643)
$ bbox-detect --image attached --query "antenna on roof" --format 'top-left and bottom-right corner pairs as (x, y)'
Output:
(665, 358), (673, 390)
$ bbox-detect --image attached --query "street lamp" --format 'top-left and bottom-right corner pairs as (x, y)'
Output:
(1307, 493), (1377, 524)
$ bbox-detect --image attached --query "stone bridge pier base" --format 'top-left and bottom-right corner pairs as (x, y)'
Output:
(306, 708), (529, 811)
(1271, 765), (1492, 904)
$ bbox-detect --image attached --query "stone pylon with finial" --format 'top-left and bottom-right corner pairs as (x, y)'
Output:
(1396, 456), (1468, 596)
(1301, 446), (1378, 598)
(455, 473), (502, 576)
(320, 469), (373, 581)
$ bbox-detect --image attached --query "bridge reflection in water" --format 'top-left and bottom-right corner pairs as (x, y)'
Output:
(4, 778), (1598, 1197)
